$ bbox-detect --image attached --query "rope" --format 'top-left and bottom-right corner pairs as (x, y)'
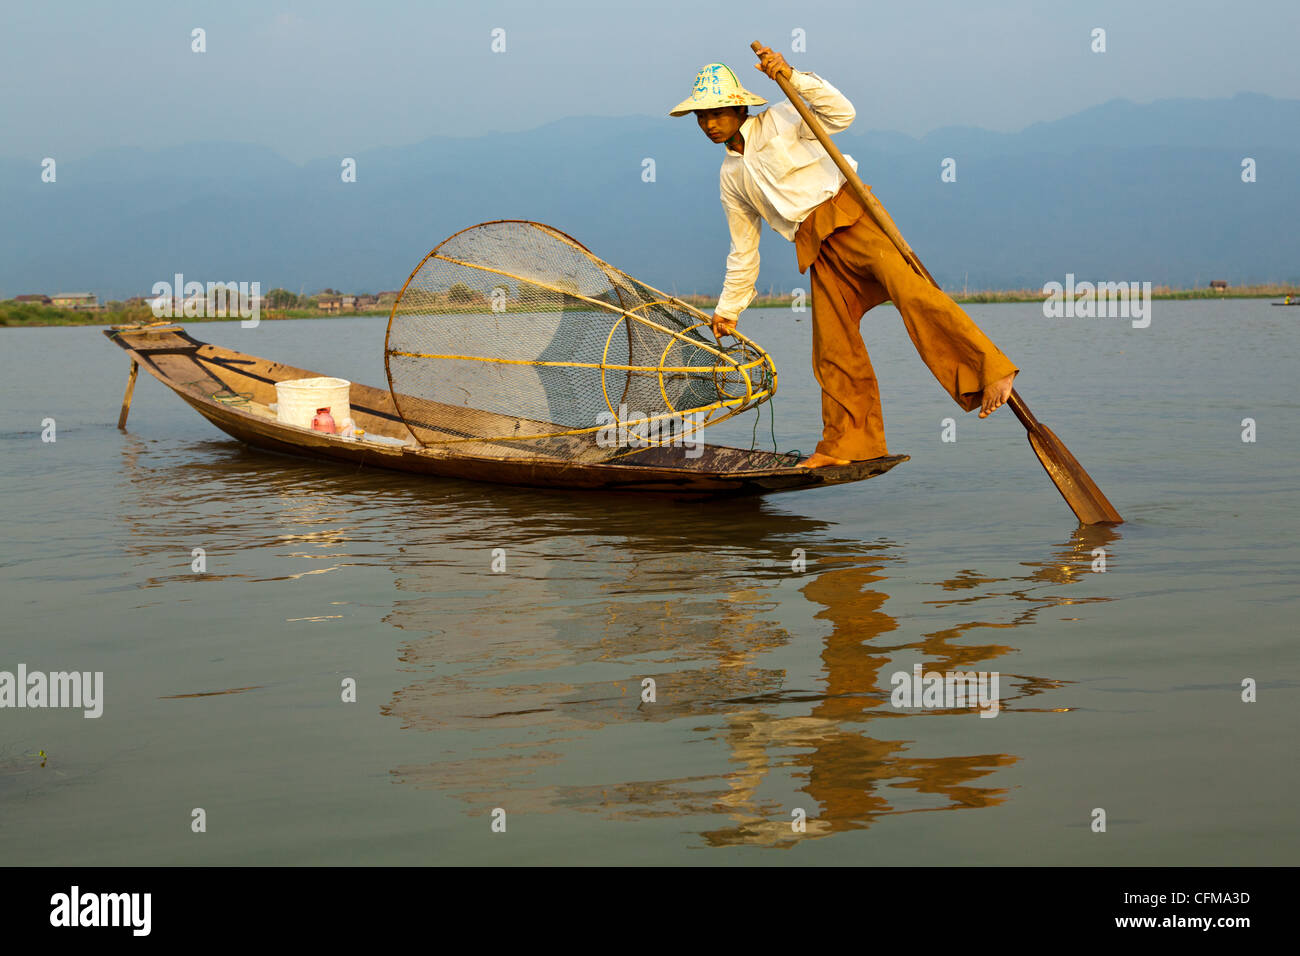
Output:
(177, 378), (253, 408)
(746, 396), (801, 468)
(212, 390), (253, 407)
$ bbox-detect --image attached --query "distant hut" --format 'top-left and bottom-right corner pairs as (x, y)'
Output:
(52, 292), (99, 310)
(1209, 280), (1228, 292)
(13, 294), (52, 305)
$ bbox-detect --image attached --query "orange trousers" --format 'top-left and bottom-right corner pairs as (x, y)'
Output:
(794, 184), (1018, 460)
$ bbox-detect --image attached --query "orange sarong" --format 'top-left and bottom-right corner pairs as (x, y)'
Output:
(794, 184), (1018, 460)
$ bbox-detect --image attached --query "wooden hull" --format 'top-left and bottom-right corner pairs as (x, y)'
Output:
(104, 325), (907, 497)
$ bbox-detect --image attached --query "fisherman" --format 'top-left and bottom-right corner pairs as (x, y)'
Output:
(670, 49), (1018, 468)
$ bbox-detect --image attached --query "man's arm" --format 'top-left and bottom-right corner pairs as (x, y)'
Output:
(787, 70), (855, 134)
(753, 45), (855, 134)
(712, 178), (761, 337)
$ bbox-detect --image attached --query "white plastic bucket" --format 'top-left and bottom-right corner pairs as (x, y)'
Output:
(275, 377), (352, 431)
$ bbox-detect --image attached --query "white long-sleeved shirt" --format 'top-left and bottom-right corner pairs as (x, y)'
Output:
(714, 70), (858, 320)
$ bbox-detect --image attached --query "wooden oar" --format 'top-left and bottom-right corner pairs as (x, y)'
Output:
(751, 41), (1123, 525)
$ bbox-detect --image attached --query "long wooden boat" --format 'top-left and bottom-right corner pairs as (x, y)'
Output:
(104, 324), (907, 497)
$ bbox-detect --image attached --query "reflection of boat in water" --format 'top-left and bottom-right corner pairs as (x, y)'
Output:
(105, 324), (908, 497)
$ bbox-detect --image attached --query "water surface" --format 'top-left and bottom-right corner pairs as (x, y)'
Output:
(1, 302), (1295, 864)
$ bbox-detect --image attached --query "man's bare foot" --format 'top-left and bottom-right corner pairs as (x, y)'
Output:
(979, 372), (1016, 418)
(798, 452), (852, 469)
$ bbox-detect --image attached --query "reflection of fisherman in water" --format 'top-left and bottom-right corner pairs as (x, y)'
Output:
(711, 556), (1016, 846)
(380, 490), (1118, 847)
(698, 526), (1119, 847)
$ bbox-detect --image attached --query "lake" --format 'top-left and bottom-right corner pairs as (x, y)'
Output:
(1, 301), (1295, 864)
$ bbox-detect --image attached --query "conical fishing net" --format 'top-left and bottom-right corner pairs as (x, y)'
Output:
(384, 220), (777, 461)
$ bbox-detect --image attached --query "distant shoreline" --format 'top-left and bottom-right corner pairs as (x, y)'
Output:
(4, 285), (1298, 327)
(0, 304), (391, 328)
(696, 284), (1300, 309)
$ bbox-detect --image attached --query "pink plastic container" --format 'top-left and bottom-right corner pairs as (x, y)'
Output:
(311, 407), (337, 434)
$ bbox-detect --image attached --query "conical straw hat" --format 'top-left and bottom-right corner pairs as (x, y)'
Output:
(669, 63), (767, 117)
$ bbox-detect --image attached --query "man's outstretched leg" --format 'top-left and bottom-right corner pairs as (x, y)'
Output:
(817, 200), (1019, 420)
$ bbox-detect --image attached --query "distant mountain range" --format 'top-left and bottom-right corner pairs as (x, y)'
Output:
(2, 92), (1297, 301)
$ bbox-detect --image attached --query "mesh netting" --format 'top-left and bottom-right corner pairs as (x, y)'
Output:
(384, 220), (777, 461)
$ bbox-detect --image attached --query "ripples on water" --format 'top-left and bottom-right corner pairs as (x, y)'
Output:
(106, 433), (1113, 849)
(1, 308), (1295, 862)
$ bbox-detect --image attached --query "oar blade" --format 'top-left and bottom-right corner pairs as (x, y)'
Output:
(1025, 424), (1123, 525)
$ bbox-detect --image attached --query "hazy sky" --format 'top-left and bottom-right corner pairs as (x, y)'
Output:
(3, 0), (1298, 163)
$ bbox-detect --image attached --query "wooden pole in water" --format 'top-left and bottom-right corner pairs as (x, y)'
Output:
(751, 40), (1123, 525)
(118, 360), (139, 429)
